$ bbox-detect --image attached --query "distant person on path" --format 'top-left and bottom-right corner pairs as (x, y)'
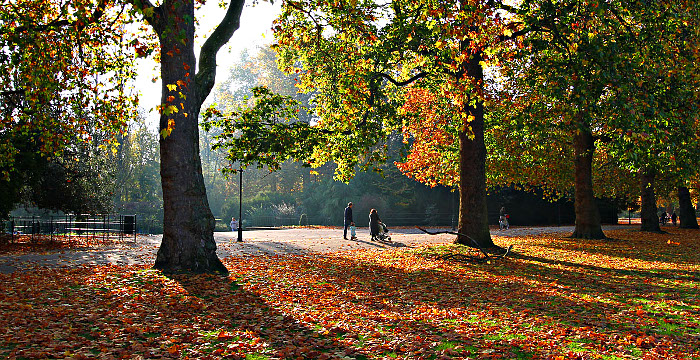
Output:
(499, 206), (509, 230)
(344, 202), (354, 240)
(369, 208), (381, 241)
(230, 217), (238, 232)
(671, 212), (678, 226)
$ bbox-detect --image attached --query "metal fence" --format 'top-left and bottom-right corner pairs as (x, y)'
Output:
(2, 214), (137, 242)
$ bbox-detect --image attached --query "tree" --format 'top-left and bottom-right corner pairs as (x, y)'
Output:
(678, 186), (699, 229)
(597, 1), (700, 233)
(266, 0), (538, 249)
(491, 0), (700, 237)
(1, 0), (137, 216)
(128, 0), (245, 274)
(493, 1), (646, 239)
(2, 0), (249, 273)
(1, 0), (137, 182)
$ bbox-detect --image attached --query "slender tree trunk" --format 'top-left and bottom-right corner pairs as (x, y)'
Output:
(301, 162), (311, 191)
(570, 119), (605, 239)
(678, 186), (699, 229)
(640, 169), (661, 232)
(152, 0), (228, 274)
(455, 51), (493, 248)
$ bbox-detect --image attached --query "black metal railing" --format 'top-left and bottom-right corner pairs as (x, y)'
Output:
(2, 214), (137, 243)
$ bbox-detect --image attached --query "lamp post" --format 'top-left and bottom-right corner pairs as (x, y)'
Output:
(238, 167), (243, 242)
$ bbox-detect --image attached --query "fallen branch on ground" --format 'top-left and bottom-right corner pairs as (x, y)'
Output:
(416, 226), (513, 263)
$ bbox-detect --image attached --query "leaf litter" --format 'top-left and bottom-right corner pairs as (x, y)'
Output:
(0, 228), (698, 359)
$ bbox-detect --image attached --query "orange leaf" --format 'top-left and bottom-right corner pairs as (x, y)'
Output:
(217, 330), (233, 340)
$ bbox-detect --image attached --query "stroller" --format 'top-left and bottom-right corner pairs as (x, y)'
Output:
(499, 214), (510, 230)
(372, 222), (392, 242)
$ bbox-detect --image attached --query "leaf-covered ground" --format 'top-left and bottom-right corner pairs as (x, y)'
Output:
(0, 235), (133, 255)
(0, 228), (698, 359)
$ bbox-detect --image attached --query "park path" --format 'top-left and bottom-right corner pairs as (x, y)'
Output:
(0, 225), (632, 273)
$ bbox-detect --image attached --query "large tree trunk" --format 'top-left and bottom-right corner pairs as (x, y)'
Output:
(153, 0), (226, 274)
(678, 186), (699, 229)
(570, 120), (605, 239)
(143, 0), (243, 274)
(455, 51), (493, 248)
(640, 169), (661, 232)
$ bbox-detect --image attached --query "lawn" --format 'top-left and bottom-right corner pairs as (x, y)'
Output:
(0, 228), (698, 359)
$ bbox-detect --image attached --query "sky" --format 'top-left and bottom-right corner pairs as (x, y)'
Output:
(135, 1), (282, 129)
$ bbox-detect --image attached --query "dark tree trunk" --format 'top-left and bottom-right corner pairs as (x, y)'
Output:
(640, 169), (661, 232)
(136, 0), (244, 274)
(455, 51), (493, 248)
(301, 162), (311, 191)
(570, 120), (605, 239)
(678, 186), (699, 229)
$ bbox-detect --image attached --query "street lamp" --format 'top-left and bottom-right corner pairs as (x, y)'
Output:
(238, 166), (243, 242)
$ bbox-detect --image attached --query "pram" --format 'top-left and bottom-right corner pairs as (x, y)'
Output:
(499, 214), (510, 230)
(372, 222), (391, 242)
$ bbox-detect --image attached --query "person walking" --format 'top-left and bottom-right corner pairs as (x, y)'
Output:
(369, 208), (381, 241)
(343, 202), (354, 240)
(230, 217), (238, 232)
(499, 206), (509, 230)
(671, 211), (678, 226)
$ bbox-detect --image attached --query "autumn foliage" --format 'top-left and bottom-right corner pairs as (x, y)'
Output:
(1, 229), (698, 359)
(0, 0), (139, 177)
(395, 88), (459, 188)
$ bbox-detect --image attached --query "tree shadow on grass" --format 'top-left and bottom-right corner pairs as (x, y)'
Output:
(0, 265), (363, 359)
(168, 273), (365, 359)
(2, 243), (698, 359)
(530, 228), (700, 267)
(227, 250), (699, 359)
(222, 254), (546, 359)
(507, 251), (698, 283)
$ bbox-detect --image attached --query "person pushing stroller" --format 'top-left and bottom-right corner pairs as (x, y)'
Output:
(369, 208), (391, 241)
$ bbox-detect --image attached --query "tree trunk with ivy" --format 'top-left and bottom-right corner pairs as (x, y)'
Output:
(133, 0), (244, 274)
(455, 51), (493, 249)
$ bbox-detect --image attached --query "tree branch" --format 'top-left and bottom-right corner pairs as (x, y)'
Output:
(375, 71), (427, 87)
(128, 0), (164, 34)
(2, 0), (109, 37)
(0, 89), (25, 97)
(195, 0), (245, 105)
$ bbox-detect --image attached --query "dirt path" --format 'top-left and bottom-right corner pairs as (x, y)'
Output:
(0, 225), (632, 273)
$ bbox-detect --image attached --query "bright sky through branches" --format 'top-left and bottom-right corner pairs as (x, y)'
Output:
(135, 0), (281, 129)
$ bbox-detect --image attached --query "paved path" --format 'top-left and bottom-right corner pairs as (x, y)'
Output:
(0, 225), (632, 273)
